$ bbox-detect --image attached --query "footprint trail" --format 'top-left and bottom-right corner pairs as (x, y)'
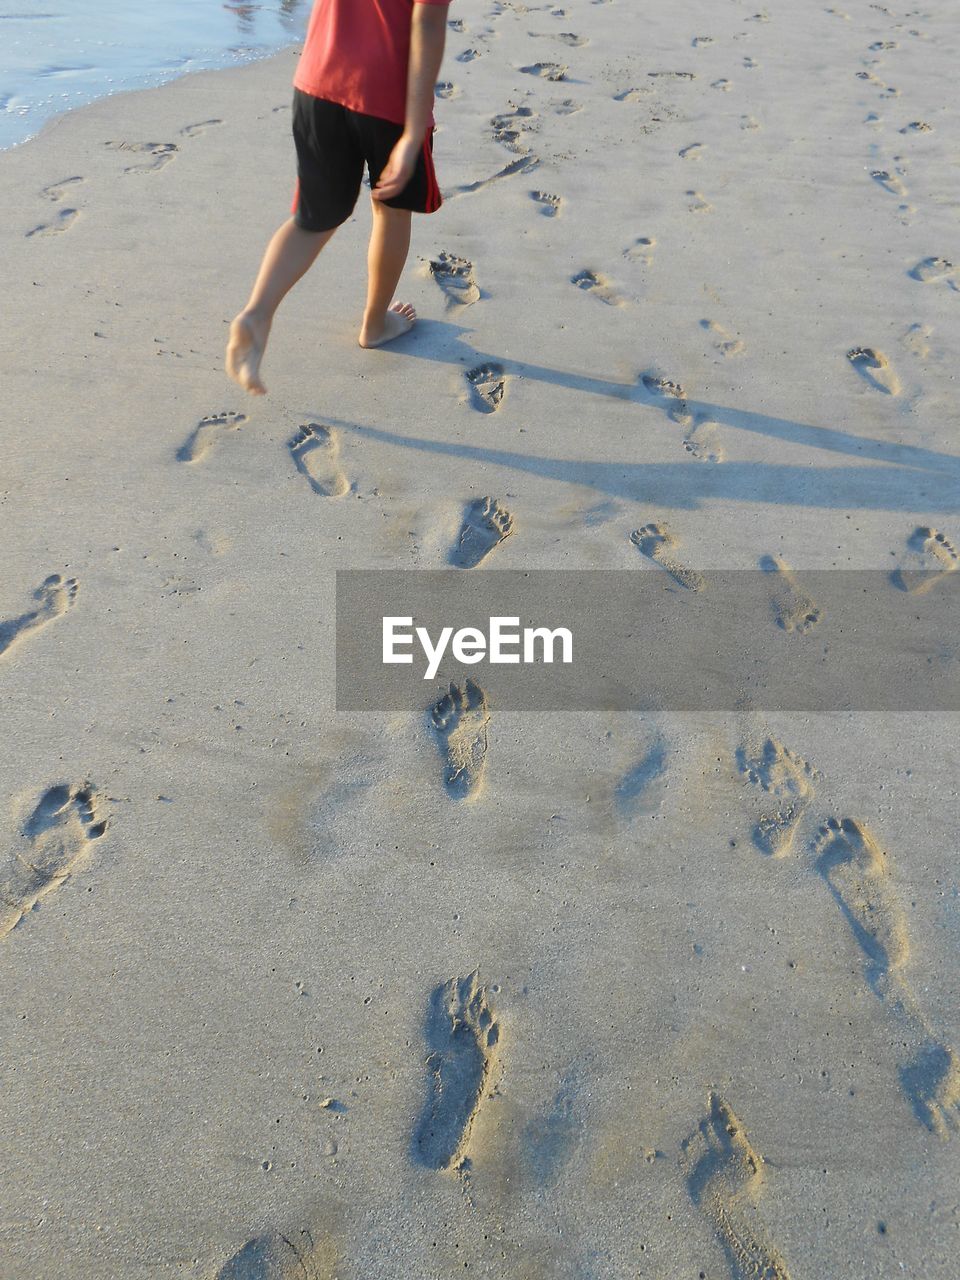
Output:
(288, 424), (349, 497)
(815, 818), (960, 1137)
(631, 523), (705, 591)
(531, 190), (561, 217)
(0, 575), (79, 659)
(1, 784), (108, 937)
(215, 1227), (340, 1279)
(571, 269), (624, 306)
(177, 411), (246, 463)
(104, 140), (179, 173)
(451, 498), (514, 568)
(26, 208), (79, 237)
(846, 346), (901, 395)
(414, 971), (501, 1170)
(682, 1093), (792, 1280)
(760, 555), (822, 633)
(892, 526), (959, 595)
(431, 680), (490, 799)
(466, 363), (507, 413)
(429, 252), (480, 308)
(737, 738), (817, 857)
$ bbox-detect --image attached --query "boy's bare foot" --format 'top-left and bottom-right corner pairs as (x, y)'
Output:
(358, 300), (417, 349)
(226, 310), (271, 395)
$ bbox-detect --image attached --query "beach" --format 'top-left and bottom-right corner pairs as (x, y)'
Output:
(2, 0), (959, 1276)
(0, 0), (309, 151)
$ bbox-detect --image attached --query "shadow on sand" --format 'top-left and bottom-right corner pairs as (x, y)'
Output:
(320, 321), (959, 513)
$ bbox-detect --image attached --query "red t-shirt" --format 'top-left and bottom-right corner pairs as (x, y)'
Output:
(294, 0), (451, 127)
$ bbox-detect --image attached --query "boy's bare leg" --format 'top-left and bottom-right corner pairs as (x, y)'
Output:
(358, 201), (417, 349)
(226, 217), (336, 395)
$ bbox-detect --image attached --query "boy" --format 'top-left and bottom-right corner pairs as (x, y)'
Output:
(226, 0), (452, 396)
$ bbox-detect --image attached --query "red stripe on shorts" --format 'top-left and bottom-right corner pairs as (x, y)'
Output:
(422, 132), (441, 213)
(290, 179), (300, 217)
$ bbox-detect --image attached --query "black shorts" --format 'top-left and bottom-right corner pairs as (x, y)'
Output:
(291, 89), (442, 231)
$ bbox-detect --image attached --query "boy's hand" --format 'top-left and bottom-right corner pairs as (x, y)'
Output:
(373, 135), (421, 201)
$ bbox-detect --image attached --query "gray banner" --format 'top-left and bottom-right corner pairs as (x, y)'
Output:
(335, 569), (959, 711)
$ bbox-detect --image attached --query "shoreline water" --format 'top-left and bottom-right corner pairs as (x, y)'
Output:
(0, 0), (308, 151)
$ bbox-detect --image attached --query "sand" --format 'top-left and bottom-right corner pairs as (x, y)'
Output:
(1, 0), (959, 1276)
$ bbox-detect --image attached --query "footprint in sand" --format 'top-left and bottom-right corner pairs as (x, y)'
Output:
(492, 103), (538, 153)
(524, 1075), (583, 1189)
(26, 207), (79, 238)
(431, 680), (490, 799)
(681, 1093), (792, 1280)
(0, 575), (79, 660)
(613, 87), (653, 103)
(456, 47), (482, 62)
(616, 735), (668, 817)
(466, 363), (507, 413)
(740, 115), (762, 130)
(623, 235), (656, 264)
(630, 524), (705, 592)
(641, 376), (683, 398)
(815, 818), (911, 998)
(846, 347), (901, 395)
(529, 29), (587, 46)
(41, 175), (84, 202)
(900, 120), (932, 133)
(892, 526), (959, 594)
(871, 167), (908, 197)
(711, 78), (733, 91)
(900, 1040), (960, 1140)
(428, 251), (480, 308)
(679, 142), (706, 160)
(215, 1228), (341, 1279)
(414, 971), (500, 1170)
(520, 61), (567, 80)
(104, 140), (179, 173)
(180, 118), (222, 138)
(910, 257), (960, 290)
(858, 71), (900, 99)
(531, 189), (562, 217)
(687, 190), (713, 213)
(814, 818), (960, 1136)
(639, 373), (691, 424)
(550, 97), (582, 115)
(450, 498), (514, 568)
(288, 424), (349, 497)
(571, 269), (624, 306)
(737, 738), (817, 857)
(702, 319), (745, 357)
(692, 35), (714, 46)
(435, 80), (460, 99)
(448, 153), (540, 199)
(648, 70), (695, 80)
(902, 322), (932, 360)
(760, 555), (822, 633)
(1, 784), (108, 937)
(177, 411), (246, 463)
(682, 416), (725, 464)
